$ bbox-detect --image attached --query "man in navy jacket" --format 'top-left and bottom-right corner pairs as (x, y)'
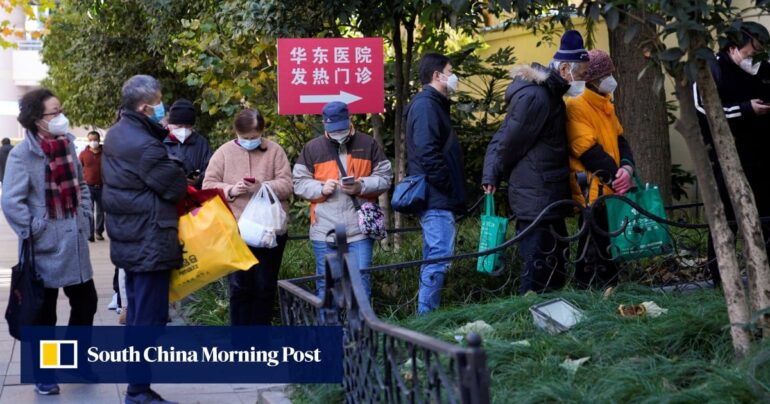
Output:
(405, 52), (467, 315)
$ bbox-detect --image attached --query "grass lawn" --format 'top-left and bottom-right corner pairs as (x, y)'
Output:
(293, 284), (770, 403)
(403, 284), (770, 403)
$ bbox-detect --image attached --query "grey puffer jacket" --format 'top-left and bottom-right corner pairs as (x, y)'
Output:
(1, 131), (93, 288)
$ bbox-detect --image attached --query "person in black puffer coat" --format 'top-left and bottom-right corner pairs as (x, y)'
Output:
(482, 30), (590, 294)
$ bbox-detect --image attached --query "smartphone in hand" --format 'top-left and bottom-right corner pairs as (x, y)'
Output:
(187, 169), (201, 179)
(341, 176), (355, 186)
(243, 177), (256, 183)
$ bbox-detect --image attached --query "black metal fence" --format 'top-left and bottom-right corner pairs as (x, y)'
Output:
(278, 194), (770, 403)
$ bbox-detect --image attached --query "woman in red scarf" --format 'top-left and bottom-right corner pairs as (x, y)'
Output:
(1, 88), (96, 396)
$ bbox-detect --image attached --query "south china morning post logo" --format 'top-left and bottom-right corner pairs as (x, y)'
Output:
(39, 340), (78, 369)
(23, 326), (343, 384)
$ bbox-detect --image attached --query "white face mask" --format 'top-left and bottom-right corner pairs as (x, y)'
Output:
(89, 141), (99, 149)
(732, 49), (761, 76)
(171, 127), (191, 143)
(565, 69), (585, 97)
(598, 75), (618, 95)
(46, 113), (70, 136)
(328, 128), (351, 144)
(445, 73), (459, 93)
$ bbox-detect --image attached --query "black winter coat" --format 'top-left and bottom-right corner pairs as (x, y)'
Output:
(405, 86), (467, 213)
(163, 131), (213, 189)
(482, 64), (571, 221)
(102, 110), (188, 273)
(695, 51), (770, 218)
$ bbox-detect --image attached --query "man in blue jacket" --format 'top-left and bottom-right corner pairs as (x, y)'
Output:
(482, 30), (589, 294)
(405, 52), (467, 315)
(102, 75), (187, 404)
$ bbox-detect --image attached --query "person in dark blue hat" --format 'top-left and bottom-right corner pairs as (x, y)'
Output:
(293, 101), (392, 300)
(482, 29), (589, 294)
(162, 99), (213, 189)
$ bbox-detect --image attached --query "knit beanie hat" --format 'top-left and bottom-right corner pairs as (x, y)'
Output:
(583, 49), (615, 83)
(553, 30), (589, 62)
(168, 99), (196, 126)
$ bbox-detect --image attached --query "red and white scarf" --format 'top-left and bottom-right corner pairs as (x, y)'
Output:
(38, 135), (81, 219)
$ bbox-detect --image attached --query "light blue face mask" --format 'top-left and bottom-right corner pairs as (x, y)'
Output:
(238, 137), (262, 151)
(148, 102), (165, 123)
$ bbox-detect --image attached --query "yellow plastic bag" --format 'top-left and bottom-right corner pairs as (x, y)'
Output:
(169, 196), (258, 302)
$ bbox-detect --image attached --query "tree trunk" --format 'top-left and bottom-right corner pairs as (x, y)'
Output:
(371, 113), (392, 239)
(392, 14), (405, 248)
(695, 61), (770, 331)
(609, 13), (672, 204)
(673, 72), (752, 358)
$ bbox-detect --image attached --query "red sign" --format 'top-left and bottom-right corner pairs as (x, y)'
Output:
(277, 37), (384, 115)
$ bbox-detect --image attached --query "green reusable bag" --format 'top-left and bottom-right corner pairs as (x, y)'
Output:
(606, 163), (674, 262)
(477, 194), (509, 273)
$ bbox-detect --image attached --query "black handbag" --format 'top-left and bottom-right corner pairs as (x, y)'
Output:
(5, 228), (45, 340)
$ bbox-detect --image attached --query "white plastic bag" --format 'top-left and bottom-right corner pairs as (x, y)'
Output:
(238, 183), (287, 248)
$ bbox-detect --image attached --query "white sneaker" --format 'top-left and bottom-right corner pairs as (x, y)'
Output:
(108, 293), (119, 310)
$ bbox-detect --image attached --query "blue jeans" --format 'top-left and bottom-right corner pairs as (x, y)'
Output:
(312, 238), (373, 300)
(418, 209), (456, 315)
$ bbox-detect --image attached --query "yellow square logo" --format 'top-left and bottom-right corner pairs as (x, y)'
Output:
(39, 340), (78, 369)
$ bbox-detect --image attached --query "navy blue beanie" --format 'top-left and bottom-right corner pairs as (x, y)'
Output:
(553, 30), (589, 62)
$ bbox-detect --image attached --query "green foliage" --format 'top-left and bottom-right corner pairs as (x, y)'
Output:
(40, 0), (195, 128)
(452, 44), (517, 202)
(671, 164), (696, 202)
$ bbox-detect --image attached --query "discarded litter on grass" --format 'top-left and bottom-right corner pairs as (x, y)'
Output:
(511, 340), (531, 347)
(530, 298), (584, 334)
(560, 357), (590, 376)
(454, 320), (495, 337)
(618, 301), (668, 318)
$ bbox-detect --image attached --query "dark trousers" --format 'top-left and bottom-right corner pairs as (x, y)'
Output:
(112, 267), (121, 307)
(516, 219), (568, 294)
(229, 234), (288, 326)
(575, 205), (619, 289)
(39, 279), (97, 326)
(88, 185), (104, 237)
(125, 270), (170, 395)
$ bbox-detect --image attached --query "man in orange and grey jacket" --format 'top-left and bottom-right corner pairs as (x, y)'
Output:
(293, 101), (392, 299)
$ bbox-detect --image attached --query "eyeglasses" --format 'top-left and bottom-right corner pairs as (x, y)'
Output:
(42, 109), (64, 117)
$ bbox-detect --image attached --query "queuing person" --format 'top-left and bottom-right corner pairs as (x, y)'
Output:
(163, 99), (212, 189)
(293, 101), (392, 300)
(405, 52), (467, 315)
(102, 75), (187, 404)
(203, 108), (293, 325)
(0, 137), (13, 183)
(565, 49), (635, 288)
(694, 27), (770, 284)
(482, 30), (589, 294)
(79, 130), (105, 242)
(2, 88), (97, 396)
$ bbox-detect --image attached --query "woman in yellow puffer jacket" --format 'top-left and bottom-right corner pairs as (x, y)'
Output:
(565, 49), (635, 288)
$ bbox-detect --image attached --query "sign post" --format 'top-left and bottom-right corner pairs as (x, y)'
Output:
(277, 37), (384, 115)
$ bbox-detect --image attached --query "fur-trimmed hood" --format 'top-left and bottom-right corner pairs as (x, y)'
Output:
(505, 63), (570, 102)
(509, 64), (550, 84)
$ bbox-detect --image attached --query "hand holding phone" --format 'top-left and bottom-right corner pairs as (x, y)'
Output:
(341, 176), (355, 186)
(243, 177), (256, 183)
(187, 169), (201, 179)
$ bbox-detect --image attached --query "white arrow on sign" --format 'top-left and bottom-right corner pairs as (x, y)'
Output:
(299, 91), (362, 105)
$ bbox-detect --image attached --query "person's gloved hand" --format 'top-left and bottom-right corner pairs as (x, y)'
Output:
(613, 165), (633, 196)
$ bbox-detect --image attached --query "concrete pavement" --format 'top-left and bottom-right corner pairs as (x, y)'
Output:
(0, 199), (290, 403)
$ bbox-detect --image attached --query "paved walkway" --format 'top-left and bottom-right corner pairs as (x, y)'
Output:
(0, 199), (288, 403)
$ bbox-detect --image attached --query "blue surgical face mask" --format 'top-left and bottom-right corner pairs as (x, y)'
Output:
(147, 102), (165, 123)
(238, 137), (262, 151)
